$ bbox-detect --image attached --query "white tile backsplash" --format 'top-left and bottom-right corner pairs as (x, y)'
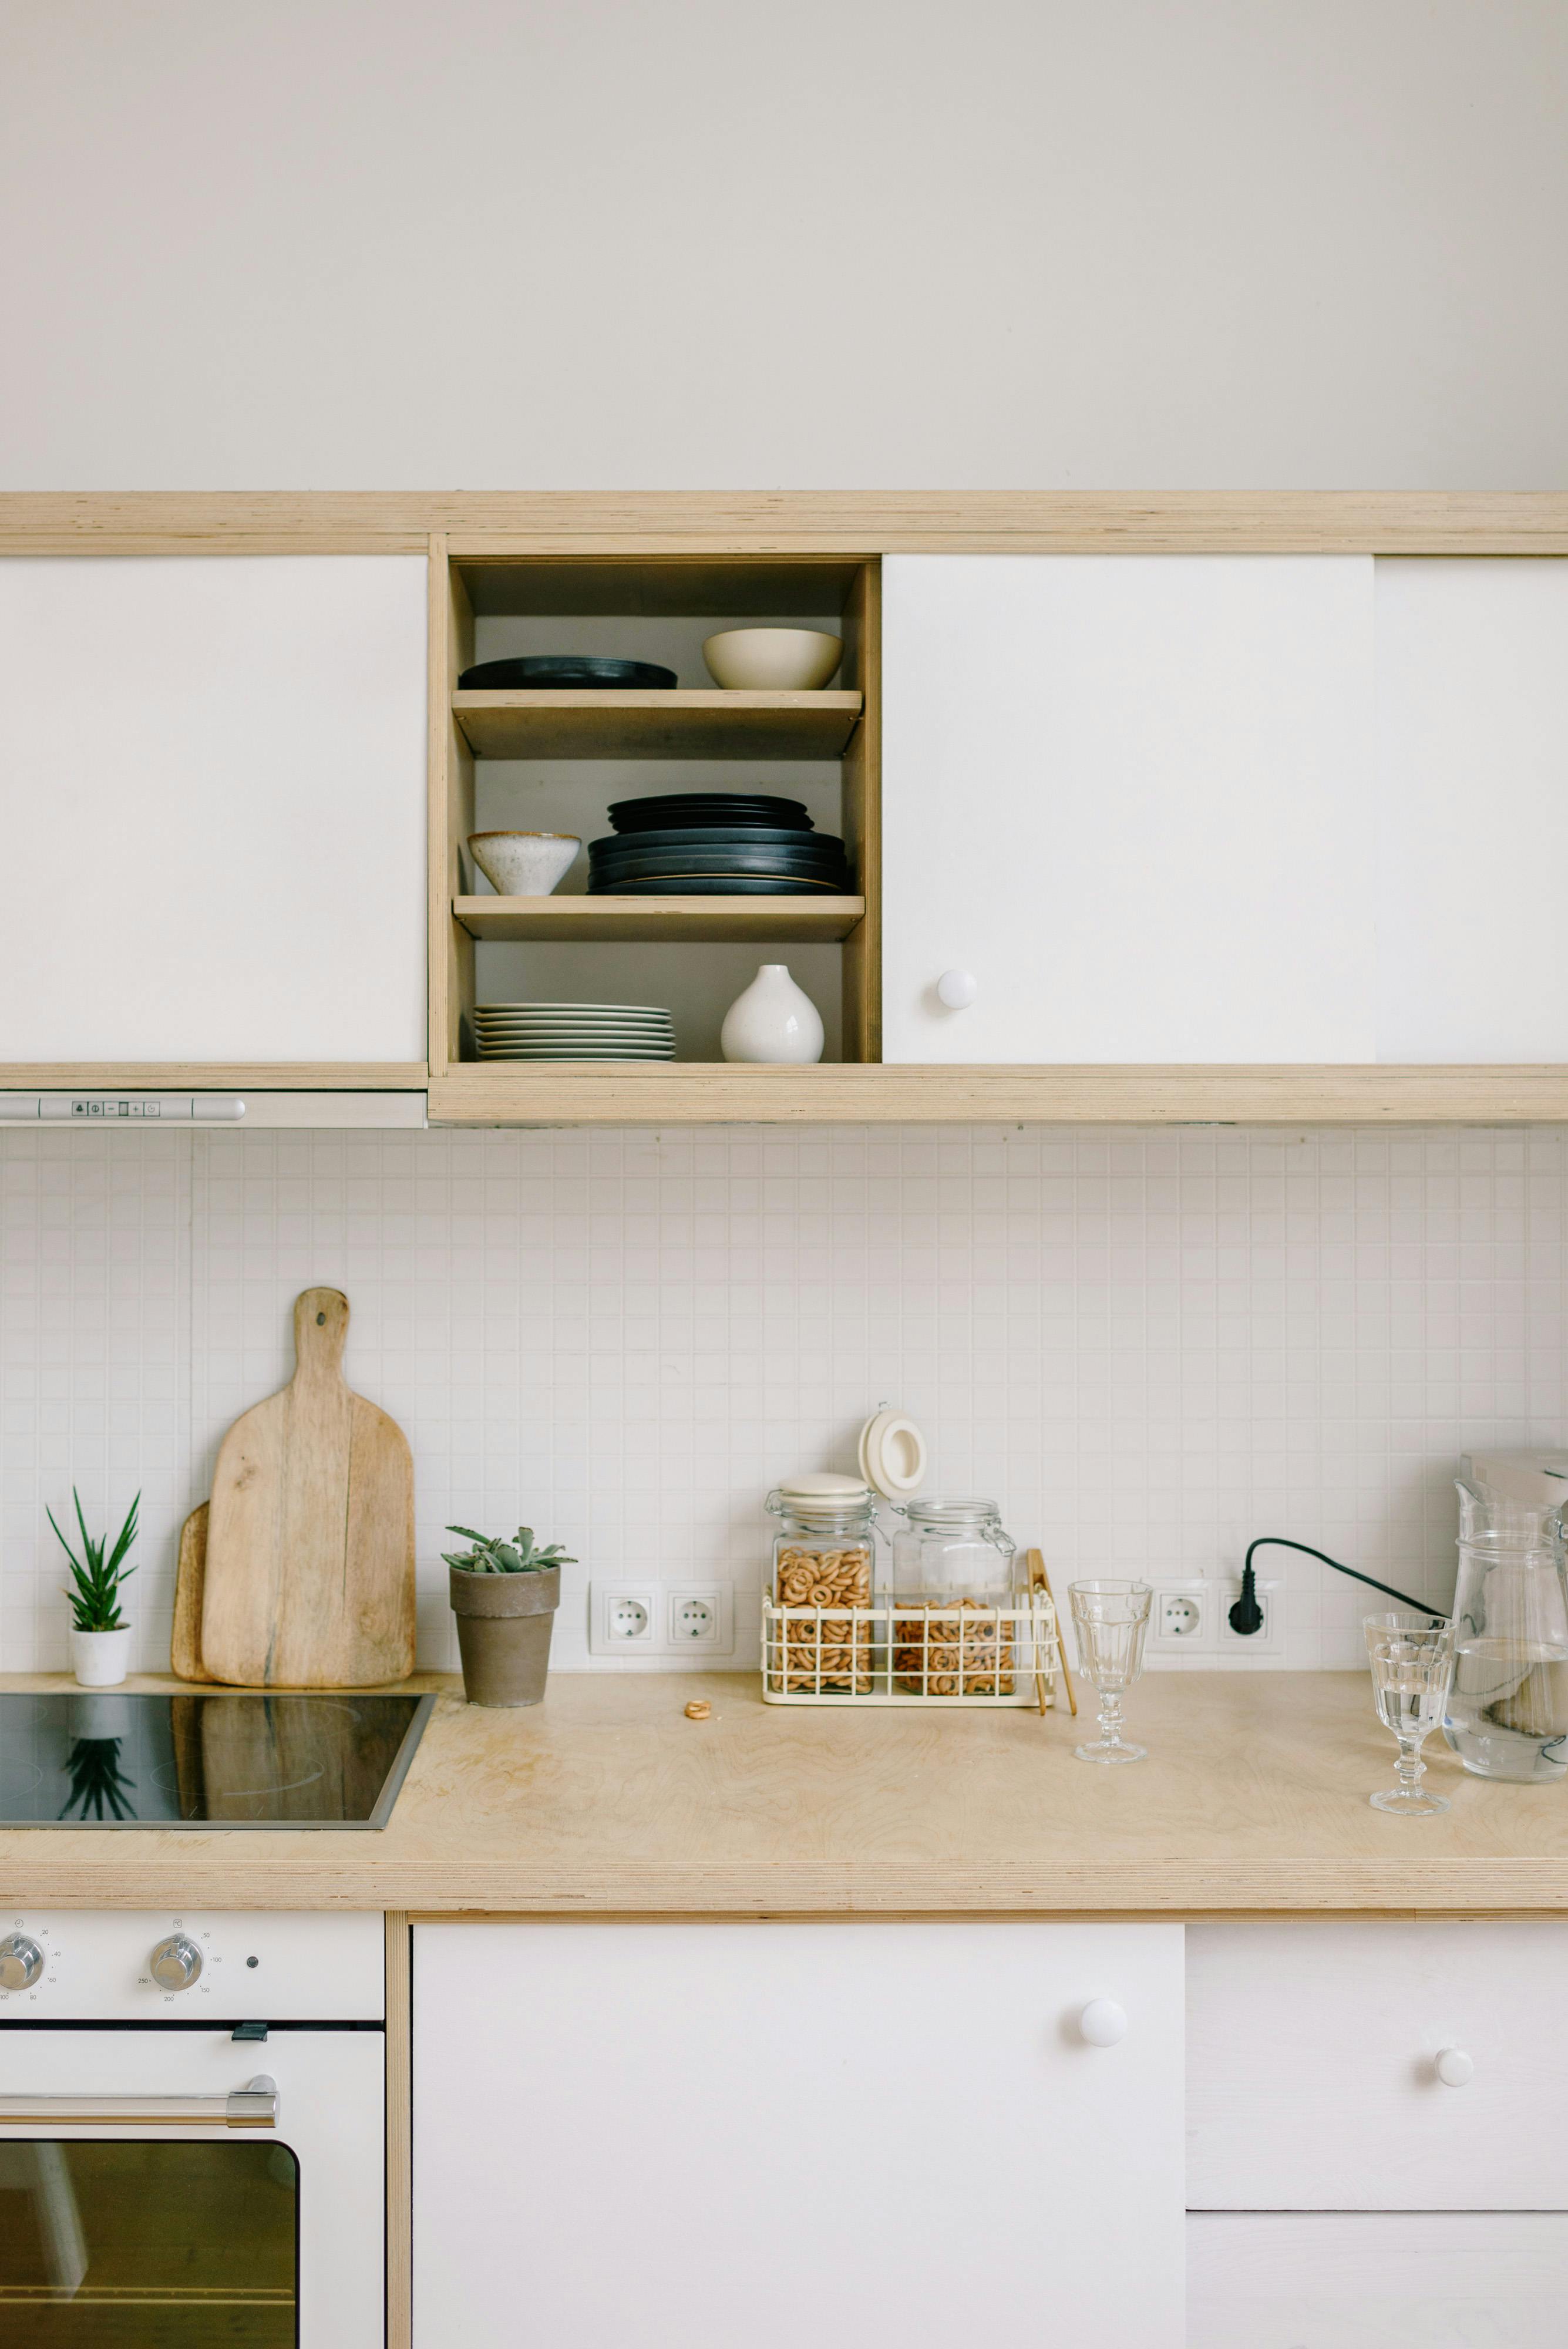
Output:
(2, 1122), (1564, 1676)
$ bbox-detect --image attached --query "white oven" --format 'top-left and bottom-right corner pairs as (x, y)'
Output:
(0, 1910), (385, 2347)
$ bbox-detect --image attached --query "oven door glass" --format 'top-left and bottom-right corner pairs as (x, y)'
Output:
(0, 2138), (297, 2343)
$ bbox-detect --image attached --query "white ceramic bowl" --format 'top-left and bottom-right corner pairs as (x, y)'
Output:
(469, 832), (580, 896)
(702, 628), (843, 691)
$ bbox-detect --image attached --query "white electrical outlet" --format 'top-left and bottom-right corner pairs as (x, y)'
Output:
(1153, 1581), (1209, 1648)
(590, 1583), (660, 1654)
(1216, 1577), (1283, 1653)
(666, 1583), (733, 1654)
(590, 1580), (735, 1658)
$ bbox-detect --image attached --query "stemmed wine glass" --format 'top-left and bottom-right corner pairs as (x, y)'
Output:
(1068, 1580), (1152, 1764)
(1364, 1612), (1455, 1816)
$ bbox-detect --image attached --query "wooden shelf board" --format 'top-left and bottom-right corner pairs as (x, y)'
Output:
(452, 689), (863, 760)
(6, 493), (1568, 556)
(427, 1063), (1568, 1128)
(454, 894), (865, 944)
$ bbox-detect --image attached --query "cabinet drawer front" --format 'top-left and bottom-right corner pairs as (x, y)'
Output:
(1188, 1921), (1568, 2210)
(1189, 2212), (1568, 2349)
(414, 1920), (1185, 2349)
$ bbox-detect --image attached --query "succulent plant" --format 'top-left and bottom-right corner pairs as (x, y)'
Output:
(442, 1524), (576, 1575)
(51, 1489), (140, 1633)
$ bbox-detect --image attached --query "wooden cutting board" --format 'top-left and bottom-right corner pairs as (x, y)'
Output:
(170, 1501), (214, 1681)
(200, 1287), (415, 1688)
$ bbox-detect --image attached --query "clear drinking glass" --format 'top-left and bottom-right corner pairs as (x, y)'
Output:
(1068, 1580), (1152, 1765)
(1364, 1613), (1455, 1816)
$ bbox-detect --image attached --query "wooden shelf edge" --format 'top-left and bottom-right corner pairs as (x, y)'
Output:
(452, 689), (863, 715)
(426, 1064), (1568, 1127)
(452, 688), (863, 759)
(5, 492), (1568, 555)
(453, 894), (866, 943)
(0, 1064), (429, 1091)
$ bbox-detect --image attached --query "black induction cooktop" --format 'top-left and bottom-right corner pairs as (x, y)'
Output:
(0, 1692), (435, 1829)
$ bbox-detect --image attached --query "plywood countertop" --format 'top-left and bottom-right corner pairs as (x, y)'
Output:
(3, 1670), (1567, 1916)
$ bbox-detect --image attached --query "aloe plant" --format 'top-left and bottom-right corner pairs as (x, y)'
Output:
(50, 1489), (140, 1631)
(442, 1524), (575, 1575)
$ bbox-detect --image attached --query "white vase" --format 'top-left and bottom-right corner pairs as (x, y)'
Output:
(720, 964), (825, 1064)
(69, 1626), (133, 1687)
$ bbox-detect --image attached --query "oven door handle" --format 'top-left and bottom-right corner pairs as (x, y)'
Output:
(0, 2074), (279, 2129)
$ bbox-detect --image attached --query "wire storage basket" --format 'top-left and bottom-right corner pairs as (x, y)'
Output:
(761, 1591), (1064, 1708)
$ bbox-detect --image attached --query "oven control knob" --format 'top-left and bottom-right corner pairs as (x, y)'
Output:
(0, 1934), (43, 1991)
(150, 1934), (204, 1991)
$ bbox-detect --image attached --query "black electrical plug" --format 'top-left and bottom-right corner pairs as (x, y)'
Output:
(1227, 1563), (1264, 1636)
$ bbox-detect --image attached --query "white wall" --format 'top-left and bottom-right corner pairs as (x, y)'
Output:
(2, 0), (1564, 489)
(3, 1121), (1563, 1680)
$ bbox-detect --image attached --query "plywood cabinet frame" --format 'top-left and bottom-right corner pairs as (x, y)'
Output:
(2, 494), (1566, 1123)
(426, 537), (883, 1086)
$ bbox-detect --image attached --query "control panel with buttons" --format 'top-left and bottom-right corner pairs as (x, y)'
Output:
(0, 1911), (385, 2019)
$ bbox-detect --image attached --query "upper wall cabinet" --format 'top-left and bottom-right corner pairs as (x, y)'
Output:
(881, 553), (1568, 1071)
(0, 556), (428, 1075)
(881, 554), (1377, 1064)
(1375, 559), (1568, 1062)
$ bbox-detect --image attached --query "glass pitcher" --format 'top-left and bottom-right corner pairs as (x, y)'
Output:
(1444, 1470), (1568, 1782)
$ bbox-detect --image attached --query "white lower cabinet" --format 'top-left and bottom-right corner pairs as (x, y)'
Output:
(411, 1920), (1186, 2349)
(1188, 2212), (1568, 2348)
(1187, 1920), (1568, 2210)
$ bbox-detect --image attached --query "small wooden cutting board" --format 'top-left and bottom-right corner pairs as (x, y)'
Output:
(170, 1502), (214, 1682)
(200, 1287), (415, 1688)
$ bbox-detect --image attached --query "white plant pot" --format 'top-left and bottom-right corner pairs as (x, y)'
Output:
(69, 1626), (133, 1688)
(720, 964), (825, 1064)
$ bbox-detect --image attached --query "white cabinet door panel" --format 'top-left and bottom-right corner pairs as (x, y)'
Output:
(1376, 558), (1568, 1061)
(0, 556), (427, 1062)
(1188, 1920), (1568, 2210)
(881, 554), (1375, 1064)
(413, 1920), (1185, 2349)
(1189, 2212), (1567, 2349)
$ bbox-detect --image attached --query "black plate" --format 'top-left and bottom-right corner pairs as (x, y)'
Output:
(457, 656), (677, 691)
(590, 848), (850, 883)
(590, 826), (846, 856)
(588, 874), (847, 896)
(608, 793), (812, 832)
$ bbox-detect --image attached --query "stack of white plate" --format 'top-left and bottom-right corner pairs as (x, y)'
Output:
(473, 1002), (676, 1061)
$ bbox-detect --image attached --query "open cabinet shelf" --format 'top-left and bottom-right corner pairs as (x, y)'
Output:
(429, 542), (881, 1106)
(452, 689), (863, 761)
(453, 895), (867, 944)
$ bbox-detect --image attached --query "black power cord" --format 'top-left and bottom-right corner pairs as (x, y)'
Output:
(1228, 1536), (1448, 1635)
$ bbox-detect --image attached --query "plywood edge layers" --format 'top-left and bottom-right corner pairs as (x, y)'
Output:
(4, 492), (1568, 554)
(384, 1910), (412, 2349)
(426, 1064), (1568, 1126)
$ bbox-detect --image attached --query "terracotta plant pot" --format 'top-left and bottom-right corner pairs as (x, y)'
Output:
(449, 1564), (560, 1707)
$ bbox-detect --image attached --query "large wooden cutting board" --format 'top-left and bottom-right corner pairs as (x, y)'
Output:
(200, 1287), (415, 1687)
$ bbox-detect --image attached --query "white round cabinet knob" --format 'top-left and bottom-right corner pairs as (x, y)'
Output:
(1079, 1998), (1129, 2048)
(936, 970), (978, 1010)
(1435, 2047), (1475, 2088)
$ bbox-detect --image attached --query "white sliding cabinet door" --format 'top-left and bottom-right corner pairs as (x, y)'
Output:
(880, 553), (1375, 1064)
(413, 1920), (1185, 2349)
(0, 555), (427, 1064)
(1376, 558), (1568, 1061)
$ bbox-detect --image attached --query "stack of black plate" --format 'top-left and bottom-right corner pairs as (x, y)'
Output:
(589, 792), (851, 897)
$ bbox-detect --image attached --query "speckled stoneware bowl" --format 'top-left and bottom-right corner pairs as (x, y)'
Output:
(469, 832), (580, 896)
